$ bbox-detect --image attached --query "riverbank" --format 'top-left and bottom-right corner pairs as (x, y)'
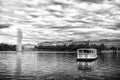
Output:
(102, 50), (120, 53)
(1, 50), (120, 54)
(23, 51), (77, 53)
(0, 51), (77, 54)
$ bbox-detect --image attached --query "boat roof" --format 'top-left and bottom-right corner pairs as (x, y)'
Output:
(77, 48), (97, 51)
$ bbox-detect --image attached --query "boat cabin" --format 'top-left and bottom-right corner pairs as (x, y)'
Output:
(77, 48), (97, 61)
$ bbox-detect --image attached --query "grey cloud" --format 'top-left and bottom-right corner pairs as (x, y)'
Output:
(47, 9), (64, 17)
(97, 33), (115, 37)
(47, 9), (63, 13)
(51, 1), (71, 8)
(50, 26), (82, 30)
(0, 24), (11, 29)
(51, 13), (64, 18)
(52, 1), (67, 6)
(73, 31), (99, 35)
(31, 24), (46, 28)
(0, 33), (15, 37)
(107, 27), (118, 30)
(84, 35), (93, 39)
(0, 0), (120, 43)
(66, 20), (92, 24)
(79, 0), (104, 3)
(24, 37), (47, 40)
(30, 14), (39, 18)
(115, 22), (120, 29)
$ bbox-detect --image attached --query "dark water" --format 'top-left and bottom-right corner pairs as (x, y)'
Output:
(0, 51), (120, 80)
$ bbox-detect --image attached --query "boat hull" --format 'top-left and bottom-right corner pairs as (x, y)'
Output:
(77, 57), (97, 62)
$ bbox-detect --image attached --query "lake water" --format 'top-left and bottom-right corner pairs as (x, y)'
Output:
(0, 51), (120, 80)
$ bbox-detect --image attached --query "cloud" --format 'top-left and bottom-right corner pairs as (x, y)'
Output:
(79, 0), (104, 3)
(115, 22), (120, 29)
(0, 0), (120, 44)
(0, 24), (11, 29)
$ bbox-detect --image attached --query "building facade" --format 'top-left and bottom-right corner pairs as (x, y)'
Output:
(23, 44), (35, 51)
(89, 39), (120, 48)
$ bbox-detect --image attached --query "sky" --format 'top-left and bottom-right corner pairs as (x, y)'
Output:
(0, 0), (120, 44)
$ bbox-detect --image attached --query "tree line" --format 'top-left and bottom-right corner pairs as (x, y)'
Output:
(35, 43), (120, 52)
(0, 43), (16, 51)
(0, 43), (119, 51)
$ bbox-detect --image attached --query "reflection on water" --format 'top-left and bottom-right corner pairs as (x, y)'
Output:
(0, 52), (120, 80)
(77, 61), (97, 72)
(14, 52), (22, 80)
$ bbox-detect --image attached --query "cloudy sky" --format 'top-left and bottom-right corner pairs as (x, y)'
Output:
(0, 0), (120, 44)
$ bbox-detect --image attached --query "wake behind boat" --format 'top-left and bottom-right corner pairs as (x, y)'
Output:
(77, 48), (97, 61)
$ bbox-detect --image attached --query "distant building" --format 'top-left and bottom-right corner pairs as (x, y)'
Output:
(37, 40), (73, 46)
(38, 42), (55, 46)
(72, 41), (89, 45)
(89, 39), (120, 48)
(105, 40), (120, 48)
(89, 41), (102, 46)
(37, 39), (120, 48)
(55, 41), (73, 46)
(54, 41), (64, 46)
(23, 44), (35, 51)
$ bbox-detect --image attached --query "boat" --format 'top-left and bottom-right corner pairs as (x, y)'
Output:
(77, 48), (97, 61)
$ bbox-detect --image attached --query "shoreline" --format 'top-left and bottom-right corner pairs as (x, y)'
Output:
(0, 51), (77, 53)
(0, 50), (120, 54)
(102, 50), (120, 53)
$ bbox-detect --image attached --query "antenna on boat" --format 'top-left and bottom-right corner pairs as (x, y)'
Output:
(16, 28), (23, 52)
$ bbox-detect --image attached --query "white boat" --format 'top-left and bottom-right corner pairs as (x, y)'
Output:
(77, 48), (97, 61)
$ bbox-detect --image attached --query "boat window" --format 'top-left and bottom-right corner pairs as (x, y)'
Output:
(79, 50), (83, 53)
(83, 50), (90, 53)
(91, 50), (96, 54)
(90, 50), (93, 53)
(78, 49), (96, 54)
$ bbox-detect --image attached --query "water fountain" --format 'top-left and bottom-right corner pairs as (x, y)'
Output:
(16, 28), (23, 52)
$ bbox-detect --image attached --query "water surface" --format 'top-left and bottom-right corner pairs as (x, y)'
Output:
(0, 51), (120, 80)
